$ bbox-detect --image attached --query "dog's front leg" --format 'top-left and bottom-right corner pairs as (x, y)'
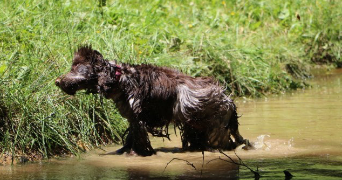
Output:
(115, 121), (155, 156)
(130, 121), (156, 156)
(115, 128), (133, 154)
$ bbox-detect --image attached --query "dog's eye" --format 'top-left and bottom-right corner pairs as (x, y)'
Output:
(77, 64), (88, 74)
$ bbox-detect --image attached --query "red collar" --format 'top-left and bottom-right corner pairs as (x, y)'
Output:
(114, 65), (122, 80)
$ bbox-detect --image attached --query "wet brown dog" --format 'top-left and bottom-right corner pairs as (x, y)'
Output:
(55, 46), (248, 156)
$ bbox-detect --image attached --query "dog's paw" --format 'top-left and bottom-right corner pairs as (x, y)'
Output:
(242, 139), (255, 150)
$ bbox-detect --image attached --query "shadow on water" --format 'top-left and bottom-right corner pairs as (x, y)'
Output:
(239, 157), (342, 180)
(1, 69), (342, 179)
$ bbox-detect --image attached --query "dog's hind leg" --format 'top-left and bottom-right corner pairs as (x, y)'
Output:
(229, 114), (245, 145)
(180, 124), (207, 151)
(228, 110), (254, 149)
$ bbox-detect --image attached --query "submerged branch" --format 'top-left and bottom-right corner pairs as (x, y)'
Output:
(163, 158), (197, 173)
(207, 150), (261, 179)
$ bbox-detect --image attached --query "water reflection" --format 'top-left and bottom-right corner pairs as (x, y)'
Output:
(238, 68), (342, 158)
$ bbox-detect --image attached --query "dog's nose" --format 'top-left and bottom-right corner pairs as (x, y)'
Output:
(55, 78), (61, 87)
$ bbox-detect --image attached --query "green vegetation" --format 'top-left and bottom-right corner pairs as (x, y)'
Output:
(0, 0), (341, 161)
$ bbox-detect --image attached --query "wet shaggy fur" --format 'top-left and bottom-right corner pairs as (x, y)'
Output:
(55, 46), (247, 156)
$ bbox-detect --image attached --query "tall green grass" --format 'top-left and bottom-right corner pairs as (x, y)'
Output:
(0, 0), (341, 160)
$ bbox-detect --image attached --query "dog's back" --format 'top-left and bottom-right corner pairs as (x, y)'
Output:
(116, 64), (244, 150)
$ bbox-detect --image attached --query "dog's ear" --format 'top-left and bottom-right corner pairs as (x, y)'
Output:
(93, 50), (104, 61)
(73, 45), (104, 64)
(75, 45), (93, 58)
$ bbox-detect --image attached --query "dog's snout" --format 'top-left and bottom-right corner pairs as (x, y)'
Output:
(55, 77), (61, 87)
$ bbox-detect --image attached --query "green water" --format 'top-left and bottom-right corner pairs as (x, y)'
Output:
(1, 69), (341, 179)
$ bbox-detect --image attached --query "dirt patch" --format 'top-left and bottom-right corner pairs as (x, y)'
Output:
(0, 151), (44, 165)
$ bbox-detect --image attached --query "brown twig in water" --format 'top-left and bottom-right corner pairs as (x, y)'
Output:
(207, 150), (260, 179)
(206, 156), (238, 166)
(163, 158), (197, 173)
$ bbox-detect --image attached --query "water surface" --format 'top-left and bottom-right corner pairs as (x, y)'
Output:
(1, 69), (341, 179)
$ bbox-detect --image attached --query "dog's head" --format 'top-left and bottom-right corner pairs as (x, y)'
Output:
(55, 46), (105, 95)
